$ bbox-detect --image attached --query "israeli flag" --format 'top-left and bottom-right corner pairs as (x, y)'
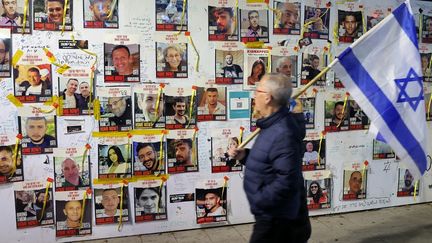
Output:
(332, 0), (428, 178)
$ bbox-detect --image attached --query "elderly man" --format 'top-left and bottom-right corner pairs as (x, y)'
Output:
(61, 158), (83, 187)
(228, 73), (310, 242)
(107, 96), (132, 126)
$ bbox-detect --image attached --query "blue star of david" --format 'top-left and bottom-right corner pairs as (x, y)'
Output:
(394, 68), (424, 111)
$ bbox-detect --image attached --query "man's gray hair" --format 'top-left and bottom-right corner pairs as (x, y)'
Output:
(275, 57), (291, 69)
(263, 73), (293, 107)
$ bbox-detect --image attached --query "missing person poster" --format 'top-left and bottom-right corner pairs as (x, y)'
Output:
(155, 0), (188, 31)
(164, 86), (196, 129)
(239, 3), (269, 43)
(244, 48), (269, 90)
(132, 133), (166, 176)
(303, 170), (331, 210)
(83, 0), (119, 28)
(228, 91), (250, 120)
(303, 0), (330, 40)
(208, 0), (239, 41)
(302, 132), (325, 171)
(97, 136), (132, 179)
(337, 3), (363, 43)
(215, 42), (244, 84)
(348, 99), (369, 130)
(0, 28), (11, 78)
(98, 86), (133, 132)
(134, 179), (167, 222)
(94, 183), (129, 225)
(301, 44), (327, 86)
(397, 168), (419, 197)
(0, 0), (32, 34)
(33, 0), (73, 31)
(133, 84), (165, 129)
(18, 106), (57, 155)
(104, 34), (140, 82)
(0, 133), (23, 184)
(210, 128), (242, 173)
(197, 86), (227, 121)
(299, 95), (316, 129)
(342, 163), (367, 200)
(372, 139), (395, 160)
(53, 147), (90, 191)
(420, 44), (432, 83)
(323, 92), (350, 132)
(273, 1), (301, 35)
(58, 69), (94, 116)
(196, 179), (227, 224)
(14, 179), (54, 228)
(155, 33), (188, 78)
(271, 46), (298, 88)
(55, 190), (92, 237)
(166, 129), (198, 174)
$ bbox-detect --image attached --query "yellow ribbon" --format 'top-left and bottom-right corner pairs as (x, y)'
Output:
(267, 48), (271, 73)
(187, 35), (200, 72)
(157, 179), (165, 214)
(220, 176), (228, 203)
(22, 0), (28, 34)
(11, 137), (21, 178)
(39, 179), (52, 222)
(117, 183), (125, 231)
(317, 132), (325, 166)
(267, 3), (282, 29)
(175, 0), (187, 35)
(158, 133), (165, 172)
(361, 162), (368, 182)
(152, 85), (164, 124)
(361, 8), (366, 35)
(301, 7), (330, 40)
(12, 50), (24, 67)
(419, 13), (423, 43)
(337, 93), (349, 128)
(186, 88), (196, 128)
(413, 180), (418, 200)
(326, 42), (333, 62)
(93, 99), (100, 120)
(238, 127), (244, 144)
(427, 93), (432, 120)
(61, 0), (69, 34)
(230, 0), (239, 38)
(80, 191), (88, 229)
(106, 0), (118, 20)
(7, 94), (23, 107)
(81, 146), (90, 181)
(192, 129), (198, 167)
(43, 48), (71, 74)
(332, 22), (339, 46)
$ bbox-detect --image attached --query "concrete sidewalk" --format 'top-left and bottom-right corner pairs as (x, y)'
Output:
(81, 203), (432, 243)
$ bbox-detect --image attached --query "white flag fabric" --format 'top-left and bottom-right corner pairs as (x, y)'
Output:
(332, 0), (428, 178)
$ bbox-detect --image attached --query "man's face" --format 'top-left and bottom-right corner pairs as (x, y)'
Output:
(334, 104), (345, 121)
(138, 146), (156, 170)
(315, 8), (322, 17)
(248, 12), (259, 28)
(204, 193), (220, 211)
(0, 149), (13, 175)
(37, 193), (46, 203)
(253, 76), (269, 114)
(144, 95), (157, 113)
(90, 0), (112, 21)
(344, 15), (358, 36)
(112, 48), (132, 75)
(277, 59), (292, 76)
(175, 143), (191, 164)
(101, 190), (120, 212)
(206, 91), (218, 106)
(20, 191), (32, 203)
(3, 0), (17, 17)
(225, 55), (233, 65)
(26, 119), (47, 143)
(173, 102), (186, 116)
(27, 71), (42, 87)
(306, 142), (313, 152)
(311, 58), (320, 69)
(0, 40), (6, 64)
(66, 80), (78, 94)
(62, 158), (79, 184)
(108, 97), (126, 117)
(281, 3), (299, 28)
(349, 171), (362, 193)
(63, 201), (81, 222)
(138, 189), (159, 214)
(215, 10), (233, 33)
(47, 1), (63, 24)
(404, 170), (414, 187)
(79, 83), (90, 97)
(427, 18), (432, 32)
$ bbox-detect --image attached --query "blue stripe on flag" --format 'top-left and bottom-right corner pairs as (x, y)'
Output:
(339, 47), (427, 173)
(392, 2), (419, 50)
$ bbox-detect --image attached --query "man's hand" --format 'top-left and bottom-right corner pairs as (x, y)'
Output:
(228, 147), (246, 161)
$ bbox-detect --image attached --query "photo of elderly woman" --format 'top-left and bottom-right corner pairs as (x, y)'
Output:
(156, 42), (188, 78)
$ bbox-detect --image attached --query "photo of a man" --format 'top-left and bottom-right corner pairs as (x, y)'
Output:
(134, 142), (164, 175)
(0, 30), (11, 77)
(272, 55), (297, 87)
(221, 53), (243, 78)
(102, 96), (132, 130)
(84, 0), (118, 28)
(196, 187), (227, 224)
(343, 170), (367, 200)
(0, 145), (23, 182)
(60, 158), (83, 187)
(33, 0), (72, 31)
(208, 6), (238, 41)
(0, 0), (31, 33)
(55, 195), (92, 236)
(20, 116), (57, 154)
(301, 54), (325, 85)
(339, 11), (362, 43)
(240, 9), (269, 42)
(274, 1), (300, 35)
(14, 65), (52, 102)
(215, 50), (244, 84)
(104, 44), (140, 82)
(164, 95), (195, 129)
(197, 87), (226, 120)
(397, 169), (418, 197)
(172, 139), (192, 167)
(94, 187), (129, 223)
(324, 100), (349, 132)
(134, 185), (167, 222)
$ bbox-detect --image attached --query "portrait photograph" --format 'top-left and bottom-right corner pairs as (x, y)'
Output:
(53, 147), (90, 191)
(83, 0), (118, 28)
(244, 49), (268, 90)
(197, 86), (227, 122)
(372, 139), (395, 160)
(300, 97), (315, 129)
(98, 86), (133, 132)
(58, 76), (94, 116)
(104, 43), (140, 82)
(215, 49), (244, 84)
(324, 99), (349, 132)
(208, 5), (238, 41)
(133, 139), (166, 176)
(397, 168), (419, 197)
(303, 6), (330, 40)
(156, 42), (188, 78)
(426, 91), (432, 121)
(343, 169), (367, 200)
(196, 187), (227, 224)
(98, 143), (132, 178)
(422, 15), (432, 44)
(301, 53), (326, 86)
(55, 191), (91, 237)
(133, 85), (165, 129)
(33, 0), (72, 31)
(0, 0), (32, 33)
(19, 115), (57, 155)
(271, 54), (298, 88)
(164, 93), (196, 129)
(420, 52), (432, 82)
(305, 178), (331, 210)
(0, 143), (23, 184)
(155, 0), (188, 31)
(273, 1), (301, 35)
(134, 182), (167, 222)
(0, 28), (11, 77)
(239, 8), (269, 43)
(14, 64), (53, 103)
(348, 100), (369, 130)
(94, 185), (129, 225)
(338, 10), (363, 43)
(166, 130), (198, 174)
(302, 139), (325, 171)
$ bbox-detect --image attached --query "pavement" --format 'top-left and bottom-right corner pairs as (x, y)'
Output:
(79, 203), (432, 243)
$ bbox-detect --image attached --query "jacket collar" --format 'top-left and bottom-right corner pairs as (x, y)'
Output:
(256, 106), (289, 129)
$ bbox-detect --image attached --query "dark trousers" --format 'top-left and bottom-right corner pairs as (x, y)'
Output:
(250, 216), (311, 243)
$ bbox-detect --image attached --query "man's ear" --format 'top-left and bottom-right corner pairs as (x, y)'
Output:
(63, 208), (67, 216)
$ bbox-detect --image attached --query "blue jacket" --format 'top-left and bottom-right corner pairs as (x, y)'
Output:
(243, 107), (307, 220)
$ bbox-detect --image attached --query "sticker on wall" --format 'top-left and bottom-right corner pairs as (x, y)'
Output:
(397, 168), (419, 197)
(342, 164), (367, 201)
(337, 3), (363, 43)
(58, 69), (94, 116)
(228, 91), (250, 120)
(303, 0), (330, 40)
(302, 133), (325, 171)
(301, 44), (327, 86)
(0, 28), (12, 78)
(271, 46), (299, 88)
(155, 33), (188, 79)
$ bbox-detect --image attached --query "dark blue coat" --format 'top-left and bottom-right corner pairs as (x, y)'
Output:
(243, 107), (307, 220)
